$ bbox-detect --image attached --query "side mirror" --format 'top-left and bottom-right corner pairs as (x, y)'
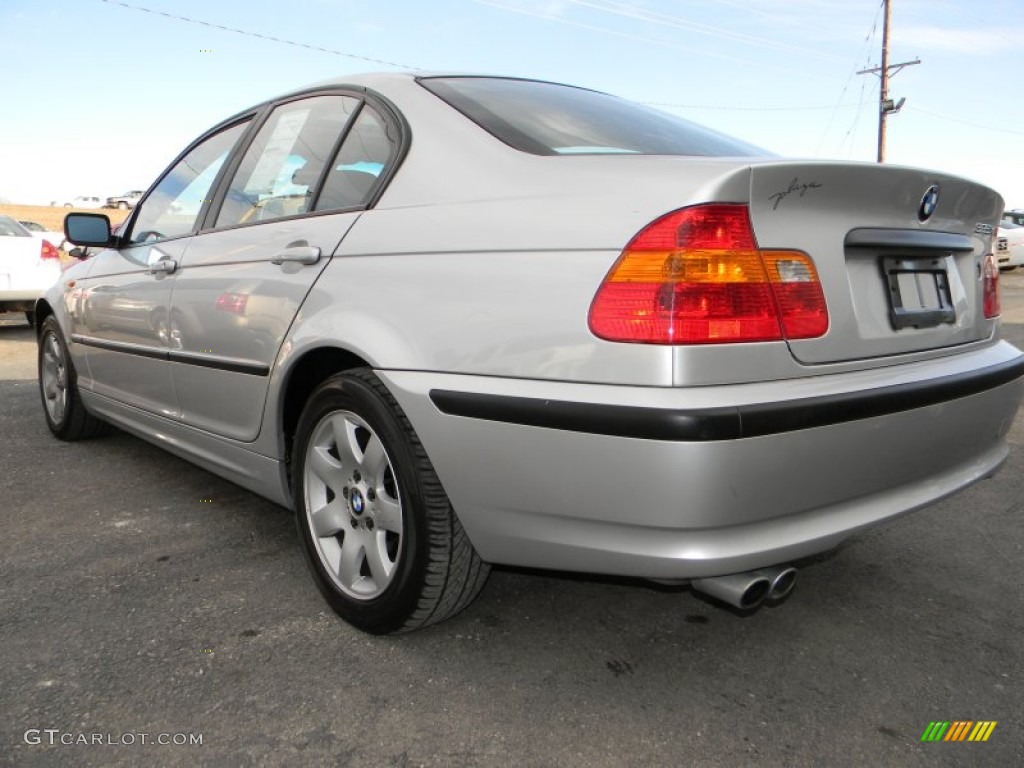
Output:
(65, 213), (113, 247)
(68, 247), (87, 260)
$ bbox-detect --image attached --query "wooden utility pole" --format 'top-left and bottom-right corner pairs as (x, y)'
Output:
(878, 0), (891, 162)
(857, 0), (919, 163)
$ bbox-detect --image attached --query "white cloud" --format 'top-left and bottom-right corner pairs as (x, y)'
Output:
(900, 25), (1019, 56)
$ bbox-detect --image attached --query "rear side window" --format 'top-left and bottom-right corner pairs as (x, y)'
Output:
(315, 104), (397, 211)
(420, 76), (766, 157)
(216, 95), (361, 227)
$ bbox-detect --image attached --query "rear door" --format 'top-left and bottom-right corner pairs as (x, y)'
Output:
(748, 162), (1003, 365)
(167, 93), (401, 441)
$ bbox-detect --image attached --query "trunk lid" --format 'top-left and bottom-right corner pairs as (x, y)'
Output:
(1, 237), (49, 291)
(747, 161), (1002, 365)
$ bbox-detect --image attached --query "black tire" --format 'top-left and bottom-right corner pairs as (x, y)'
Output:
(292, 369), (489, 634)
(38, 316), (109, 440)
(25, 310), (35, 327)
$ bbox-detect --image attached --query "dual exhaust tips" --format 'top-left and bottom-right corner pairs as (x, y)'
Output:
(690, 565), (797, 611)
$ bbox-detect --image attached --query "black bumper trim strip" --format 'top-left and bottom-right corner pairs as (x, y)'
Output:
(429, 356), (1024, 441)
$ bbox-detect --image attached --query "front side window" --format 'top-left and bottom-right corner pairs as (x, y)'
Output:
(215, 95), (360, 228)
(420, 76), (767, 157)
(129, 120), (250, 245)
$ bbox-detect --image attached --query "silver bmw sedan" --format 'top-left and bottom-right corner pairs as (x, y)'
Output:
(41, 73), (1024, 633)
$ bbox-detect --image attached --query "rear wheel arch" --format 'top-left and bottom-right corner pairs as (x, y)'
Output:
(280, 345), (372, 476)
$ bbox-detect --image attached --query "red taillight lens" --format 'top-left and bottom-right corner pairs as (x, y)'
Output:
(983, 252), (1000, 318)
(40, 240), (60, 260)
(588, 204), (828, 344)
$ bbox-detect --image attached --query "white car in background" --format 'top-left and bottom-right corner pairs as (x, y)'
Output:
(996, 221), (1024, 270)
(0, 215), (63, 324)
(62, 196), (104, 209)
(105, 190), (146, 210)
(1003, 210), (1024, 227)
(18, 220), (66, 250)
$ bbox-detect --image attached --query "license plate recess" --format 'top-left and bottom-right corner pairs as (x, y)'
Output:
(882, 255), (955, 330)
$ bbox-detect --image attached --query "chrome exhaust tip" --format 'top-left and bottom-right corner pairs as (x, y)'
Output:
(690, 572), (772, 610)
(755, 566), (798, 601)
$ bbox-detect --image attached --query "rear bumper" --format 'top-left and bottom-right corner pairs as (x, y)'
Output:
(379, 342), (1024, 579)
(0, 290), (47, 303)
(429, 354), (1024, 441)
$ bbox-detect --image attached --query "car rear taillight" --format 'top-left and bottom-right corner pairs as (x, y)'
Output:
(588, 204), (828, 344)
(983, 252), (1000, 318)
(40, 241), (60, 260)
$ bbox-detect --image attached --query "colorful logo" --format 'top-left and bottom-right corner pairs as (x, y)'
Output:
(921, 721), (997, 742)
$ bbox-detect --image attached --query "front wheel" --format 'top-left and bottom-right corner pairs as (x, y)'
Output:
(292, 369), (489, 634)
(38, 316), (109, 440)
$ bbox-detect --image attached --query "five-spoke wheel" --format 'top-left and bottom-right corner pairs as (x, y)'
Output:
(303, 409), (404, 600)
(292, 369), (489, 634)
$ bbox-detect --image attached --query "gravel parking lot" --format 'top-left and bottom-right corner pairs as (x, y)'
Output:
(2, 278), (1023, 767)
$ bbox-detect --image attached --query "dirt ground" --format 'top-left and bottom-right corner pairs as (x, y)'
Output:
(0, 203), (131, 232)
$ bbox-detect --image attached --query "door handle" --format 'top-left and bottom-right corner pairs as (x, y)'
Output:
(271, 246), (321, 266)
(148, 259), (178, 274)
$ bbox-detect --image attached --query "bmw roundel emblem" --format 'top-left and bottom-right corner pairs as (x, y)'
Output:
(351, 489), (365, 514)
(918, 185), (940, 222)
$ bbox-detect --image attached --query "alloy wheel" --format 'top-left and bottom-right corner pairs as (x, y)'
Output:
(303, 409), (403, 600)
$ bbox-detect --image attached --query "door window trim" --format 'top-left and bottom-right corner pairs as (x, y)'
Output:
(195, 87), (409, 236)
(123, 113), (259, 246)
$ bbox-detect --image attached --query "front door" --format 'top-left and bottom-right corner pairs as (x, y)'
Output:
(74, 119), (251, 416)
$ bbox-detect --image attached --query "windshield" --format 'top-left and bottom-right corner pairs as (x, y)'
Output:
(420, 76), (768, 158)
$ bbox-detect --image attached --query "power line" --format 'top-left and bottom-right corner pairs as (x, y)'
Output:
(559, 0), (849, 63)
(816, 0), (884, 155)
(835, 75), (868, 159)
(702, 0), (829, 33)
(645, 102), (859, 112)
(470, 0), (840, 84)
(96, 0), (868, 118)
(905, 106), (1024, 137)
(932, 0), (1018, 47)
(98, 0), (420, 70)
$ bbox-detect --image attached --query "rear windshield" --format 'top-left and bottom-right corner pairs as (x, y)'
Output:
(419, 76), (767, 157)
(0, 215), (31, 237)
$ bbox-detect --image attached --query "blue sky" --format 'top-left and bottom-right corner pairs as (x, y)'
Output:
(2, 0), (1022, 208)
